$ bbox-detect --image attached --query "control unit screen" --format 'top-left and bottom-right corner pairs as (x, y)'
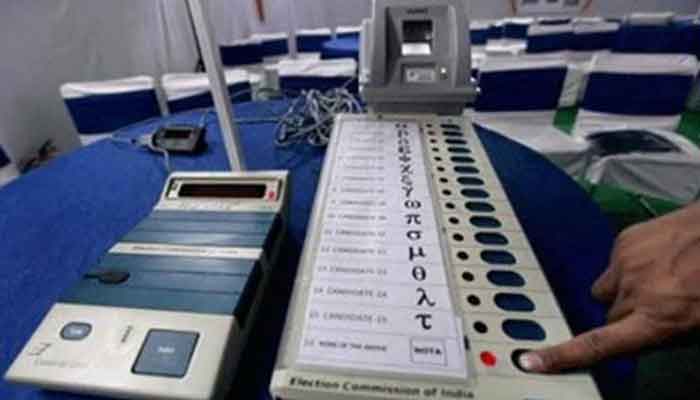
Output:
(178, 183), (266, 199)
(162, 128), (193, 139)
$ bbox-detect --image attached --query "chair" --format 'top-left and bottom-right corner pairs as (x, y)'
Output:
(161, 70), (255, 114)
(250, 32), (290, 63)
(473, 54), (590, 176)
(276, 58), (358, 93)
(585, 128), (700, 205)
(504, 17), (533, 40)
(296, 28), (332, 59)
(625, 12), (675, 26)
(574, 17), (605, 24)
(526, 23), (574, 54)
(484, 20), (527, 56)
(678, 20), (700, 111)
(675, 19), (700, 57)
(486, 20), (504, 41)
(470, 20), (491, 74)
(0, 145), (19, 187)
(571, 21), (620, 54)
(60, 76), (162, 145)
(526, 24), (582, 107)
(336, 26), (361, 39)
(614, 12), (680, 54)
(537, 17), (572, 25)
(559, 22), (621, 107)
(574, 53), (698, 137)
(470, 20), (491, 49)
(220, 39), (264, 74)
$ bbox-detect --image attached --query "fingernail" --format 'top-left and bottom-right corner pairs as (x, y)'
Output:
(518, 352), (544, 372)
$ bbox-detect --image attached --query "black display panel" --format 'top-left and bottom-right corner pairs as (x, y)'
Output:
(162, 127), (194, 139)
(178, 183), (267, 199)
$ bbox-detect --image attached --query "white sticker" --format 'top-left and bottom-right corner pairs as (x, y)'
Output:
(297, 120), (468, 379)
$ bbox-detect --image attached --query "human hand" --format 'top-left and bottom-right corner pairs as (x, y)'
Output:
(518, 203), (700, 373)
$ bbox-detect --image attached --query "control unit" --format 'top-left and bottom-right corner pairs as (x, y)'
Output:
(6, 171), (289, 400)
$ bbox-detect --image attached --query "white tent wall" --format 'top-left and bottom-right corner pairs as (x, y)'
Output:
(0, 0), (201, 164)
(596, 0), (699, 17)
(0, 0), (698, 165)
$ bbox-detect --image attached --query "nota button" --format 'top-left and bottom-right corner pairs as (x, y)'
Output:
(60, 322), (92, 341)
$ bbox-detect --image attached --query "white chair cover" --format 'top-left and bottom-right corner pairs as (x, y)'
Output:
(571, 22), (620, 56)
(526, 23), (574, 54)
(336, 26), (361, 38)
(60, 76), (160, 145)
(485, 40), (527, 56)
(219, 38), (264, 74)
(474, 54), (590, 176)
(250, 32), (290, 63)
(161, 70), (255, 113)
(575, 53), (698, 137)
(60, 76), (155, 99)
(0, 146), (18, 187)
(296, 28), (332, 58)
(624, 12), (675, 26)
(470, 19), (491, 61)
(274, 57), (357, 92)
(276, 58), (357, 78)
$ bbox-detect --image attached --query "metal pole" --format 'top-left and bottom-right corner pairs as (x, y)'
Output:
(287, 0), (298, 58)
(187, 0), (246, 171)
(184, 0), (205, 72)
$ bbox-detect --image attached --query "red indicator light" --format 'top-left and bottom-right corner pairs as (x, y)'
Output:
(480, 351), (497, 367)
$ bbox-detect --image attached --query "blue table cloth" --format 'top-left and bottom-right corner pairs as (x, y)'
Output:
(0, 100), (633, 400)
(321, 37), (360, 61)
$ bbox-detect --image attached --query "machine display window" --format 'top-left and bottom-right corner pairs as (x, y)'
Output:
(178, 183), (266, 198)
(162, 128), (192, 139)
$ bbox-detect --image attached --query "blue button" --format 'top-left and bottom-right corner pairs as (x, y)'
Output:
(132, 330), (199, 378)
(60, 322), (92, 341)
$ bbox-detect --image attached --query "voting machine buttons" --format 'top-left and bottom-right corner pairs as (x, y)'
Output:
(132, 330), (199, 378)
(510, 349), (532, 373)
(60, 322), (92, 341)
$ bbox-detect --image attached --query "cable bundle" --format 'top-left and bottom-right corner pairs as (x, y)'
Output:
(275, 87), (364, 147)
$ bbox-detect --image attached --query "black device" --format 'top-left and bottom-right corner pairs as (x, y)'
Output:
(153, 125), (207, 153)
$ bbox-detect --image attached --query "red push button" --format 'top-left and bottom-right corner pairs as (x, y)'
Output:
(480, 351), (497, 367)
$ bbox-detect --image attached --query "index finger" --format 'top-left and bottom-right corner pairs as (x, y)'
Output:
(518, 313), (654, 373)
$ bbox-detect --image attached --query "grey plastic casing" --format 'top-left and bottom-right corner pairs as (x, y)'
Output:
(360, 0), (478, 115)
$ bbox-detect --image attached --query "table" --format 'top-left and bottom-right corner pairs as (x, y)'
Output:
(0, 100), (633, 399)
(321, 37), (360, 61)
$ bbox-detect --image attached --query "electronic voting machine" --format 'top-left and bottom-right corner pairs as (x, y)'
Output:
(270, 1), (601, 399)
(6, 171), (288, 400)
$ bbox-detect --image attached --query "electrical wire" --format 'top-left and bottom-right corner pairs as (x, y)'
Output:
(146, 141), (172, 172)
(110, 135), (172, 173)
(274, 81), (363, 147)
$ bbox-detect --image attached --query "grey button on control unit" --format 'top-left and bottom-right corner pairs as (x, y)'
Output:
(60, 322), (92, 341)
(132, 330), (199, 378)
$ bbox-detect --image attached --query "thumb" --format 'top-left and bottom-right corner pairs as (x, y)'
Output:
(517, 313), (652, 373)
